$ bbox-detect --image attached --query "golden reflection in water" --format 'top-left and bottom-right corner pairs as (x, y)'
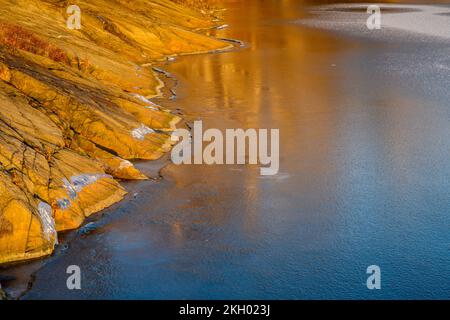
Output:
(164, 0), (447, 243)
(163, 0), (354, 239)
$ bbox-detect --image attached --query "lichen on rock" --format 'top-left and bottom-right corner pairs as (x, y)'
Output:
(0, 0), (229, 265)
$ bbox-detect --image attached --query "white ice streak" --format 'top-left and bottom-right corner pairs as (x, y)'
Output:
(145, 105), (160, 111)
(131, 93), (161, 111)
(68, 174), (112, 193)
(59, 173), (112, 210)
(131, 93), (153, 104)
(216, 24), (229, 30)
(38, 202), (57, 243)
(132, 124), (155, 140)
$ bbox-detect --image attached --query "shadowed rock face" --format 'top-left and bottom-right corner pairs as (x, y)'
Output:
(0, 0), (229, 265)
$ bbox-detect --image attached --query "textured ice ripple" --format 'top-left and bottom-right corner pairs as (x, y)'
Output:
(299, 4), (450, 41)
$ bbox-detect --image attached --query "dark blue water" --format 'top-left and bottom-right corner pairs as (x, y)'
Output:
(18, 0), (450, 299)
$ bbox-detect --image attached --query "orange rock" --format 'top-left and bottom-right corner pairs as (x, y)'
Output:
(0, 0), (229, 265)
(0, 171), (57, 265)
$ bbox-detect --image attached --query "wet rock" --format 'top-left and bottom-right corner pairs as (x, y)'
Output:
(0, 171), (57, 264)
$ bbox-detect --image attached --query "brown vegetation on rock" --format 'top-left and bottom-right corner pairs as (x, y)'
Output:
(0, 22), (71, 65)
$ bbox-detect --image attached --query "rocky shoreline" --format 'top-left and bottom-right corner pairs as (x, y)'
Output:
(0, 0), (230, 266)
